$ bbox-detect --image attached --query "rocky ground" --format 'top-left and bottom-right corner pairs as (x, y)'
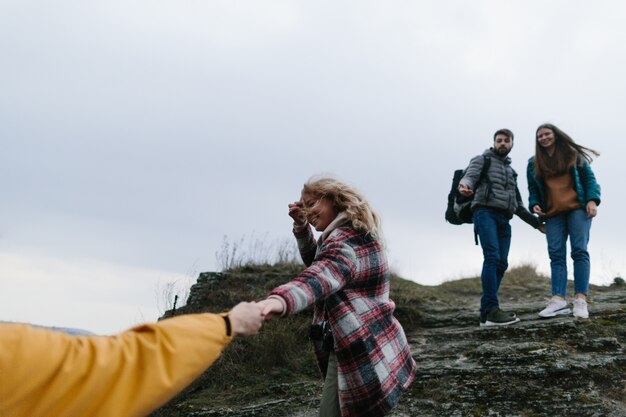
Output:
(153, 267), (626, 417)
(400, 288), (626, 417)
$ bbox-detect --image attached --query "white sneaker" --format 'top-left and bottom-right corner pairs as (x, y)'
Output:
(572, 298), (589, 319)
(538, 298), (571, 318)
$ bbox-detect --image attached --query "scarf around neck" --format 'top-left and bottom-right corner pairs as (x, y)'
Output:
(318, 211), (350, 245)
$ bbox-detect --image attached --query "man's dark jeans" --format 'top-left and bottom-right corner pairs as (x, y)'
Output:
(473, 208), (511, 314)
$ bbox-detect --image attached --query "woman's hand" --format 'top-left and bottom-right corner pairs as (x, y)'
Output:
(532, 205), (546, 216)
(288, 201), (307, 226)
(257, 298), (285, 320)
(586, 201), (598, 218)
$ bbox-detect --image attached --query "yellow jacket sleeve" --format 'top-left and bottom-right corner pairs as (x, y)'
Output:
(0, 313), (233, 417)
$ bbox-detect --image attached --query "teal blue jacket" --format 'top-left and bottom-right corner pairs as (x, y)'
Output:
(526, 156), (601, 213)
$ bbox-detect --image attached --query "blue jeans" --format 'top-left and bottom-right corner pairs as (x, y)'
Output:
(545, 208), (592, 297)
(474, 208), (511, 314)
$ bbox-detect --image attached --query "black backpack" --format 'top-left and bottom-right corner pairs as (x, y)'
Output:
(445, 155), (491, 225)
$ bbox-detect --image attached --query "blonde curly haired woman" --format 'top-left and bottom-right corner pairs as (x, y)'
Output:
(259, 177), (416, 417)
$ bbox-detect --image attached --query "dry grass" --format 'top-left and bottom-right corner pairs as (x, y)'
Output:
(152, 262), (609, 416)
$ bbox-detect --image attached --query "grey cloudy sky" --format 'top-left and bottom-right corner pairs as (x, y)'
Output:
(1, 1), (624, 334)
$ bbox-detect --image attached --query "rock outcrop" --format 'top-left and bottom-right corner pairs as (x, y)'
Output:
(154, 266), (626, 417)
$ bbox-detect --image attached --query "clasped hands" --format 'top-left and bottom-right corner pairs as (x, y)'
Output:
(227, 297), (286, 337)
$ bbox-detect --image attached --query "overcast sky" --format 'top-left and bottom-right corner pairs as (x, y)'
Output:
(1, 1), (624, 334)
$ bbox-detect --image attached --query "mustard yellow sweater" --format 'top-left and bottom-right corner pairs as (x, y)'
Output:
(0, 313), (232, 417)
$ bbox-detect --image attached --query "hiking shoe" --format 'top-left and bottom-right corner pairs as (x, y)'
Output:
(572, 298), (589, 319)
(502, 309), (517, 318)
(538, 298), (571, 318)
(480, 310), (516, 324)
(480, 308), (521, 327)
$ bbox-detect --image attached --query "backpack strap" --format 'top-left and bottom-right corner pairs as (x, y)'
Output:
(479, 155), (492, 198)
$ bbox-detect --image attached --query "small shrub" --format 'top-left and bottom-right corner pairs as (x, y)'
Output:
(155, 275), (194, 315)
(215, 234), (301, 271)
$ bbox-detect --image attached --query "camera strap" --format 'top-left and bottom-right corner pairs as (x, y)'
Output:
(323, 301), (330, 323)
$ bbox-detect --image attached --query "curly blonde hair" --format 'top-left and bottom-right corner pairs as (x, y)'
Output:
(301, 177), (382, 240)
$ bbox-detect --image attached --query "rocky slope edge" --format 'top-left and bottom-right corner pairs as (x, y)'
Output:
(153, 265), (626, 417)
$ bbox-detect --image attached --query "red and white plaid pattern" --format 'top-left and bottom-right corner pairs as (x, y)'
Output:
(270, 224), (416, 417)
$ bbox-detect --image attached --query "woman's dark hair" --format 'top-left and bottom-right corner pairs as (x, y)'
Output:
(533, 123), (599, 179)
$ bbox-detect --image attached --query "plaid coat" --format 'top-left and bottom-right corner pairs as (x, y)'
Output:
(269, 224), (416, 417)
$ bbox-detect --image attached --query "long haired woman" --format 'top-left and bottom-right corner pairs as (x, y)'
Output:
(527, 124), (601, 319)
(258, 177), (416, 417)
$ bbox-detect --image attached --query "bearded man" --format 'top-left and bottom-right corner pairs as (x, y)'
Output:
(459, 128), (542, 327)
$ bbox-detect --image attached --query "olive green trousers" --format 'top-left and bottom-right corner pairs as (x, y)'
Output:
(319, 351), (340, 417)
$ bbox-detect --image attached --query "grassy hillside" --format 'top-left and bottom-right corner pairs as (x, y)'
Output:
(151, 264), (622, 416)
